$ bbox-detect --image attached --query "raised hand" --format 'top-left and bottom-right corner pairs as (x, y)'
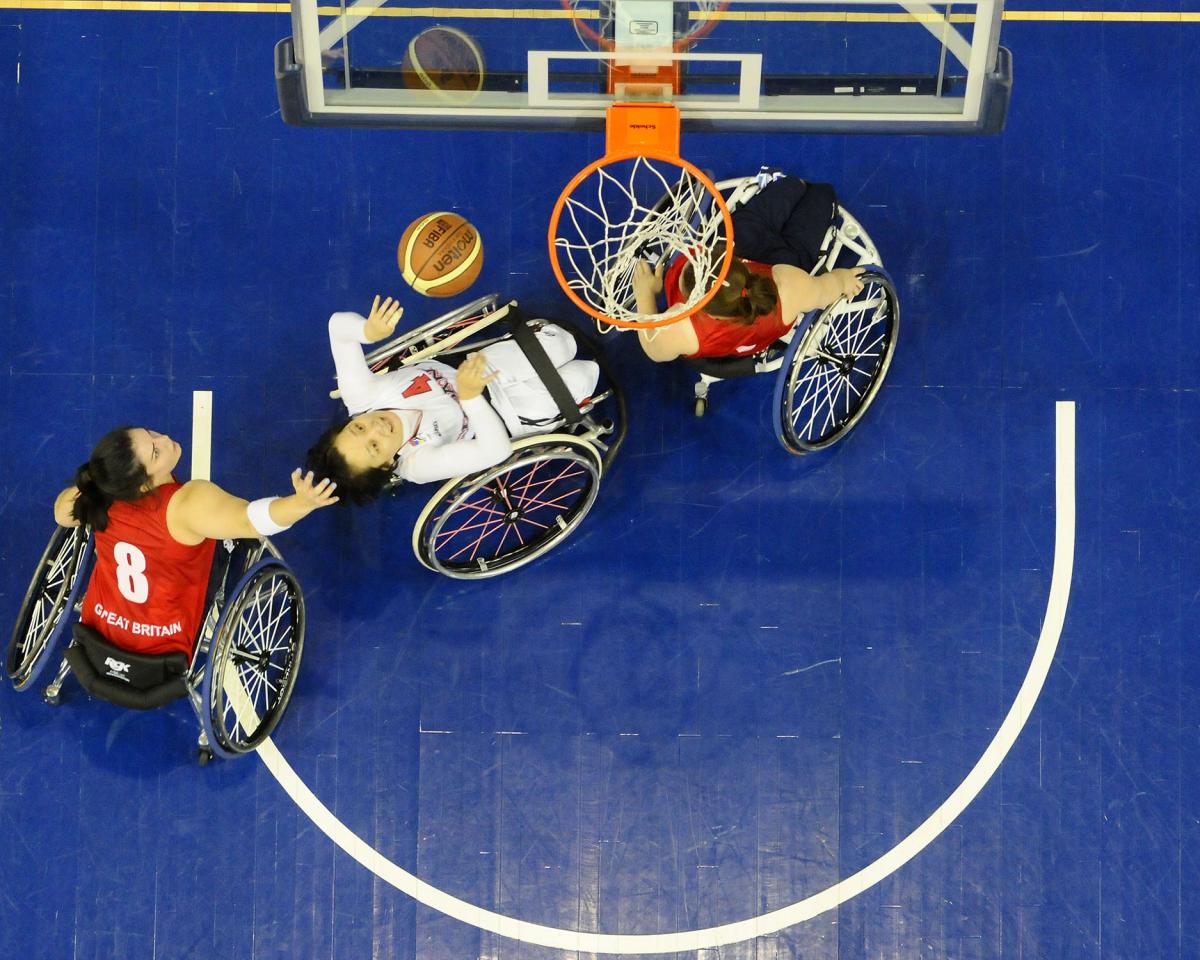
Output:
(633, 259), (665, 297)
(454, 352), (498, 402)
(364, 295), (404, 342)
(289, 469), (340, 512)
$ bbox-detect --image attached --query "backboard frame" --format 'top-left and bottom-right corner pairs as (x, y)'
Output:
(276, 0), (1012, 134)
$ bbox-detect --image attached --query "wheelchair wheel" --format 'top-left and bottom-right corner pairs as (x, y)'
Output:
(774, 268), (899, 454)
(7, 526), (93, 691)
(412, 435), (603, 579)
(202, 560), (305, 756)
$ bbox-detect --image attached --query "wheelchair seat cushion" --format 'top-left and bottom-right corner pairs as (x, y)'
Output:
(65, 623), (190, 710)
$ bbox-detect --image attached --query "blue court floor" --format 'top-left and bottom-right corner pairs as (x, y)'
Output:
(1, 6), (1198, 960)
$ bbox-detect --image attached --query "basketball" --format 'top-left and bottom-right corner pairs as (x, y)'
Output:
(398, 212), (484, 298)
(400, 26), (485, 102)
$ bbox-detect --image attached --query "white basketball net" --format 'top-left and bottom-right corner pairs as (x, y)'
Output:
(551, 156), (731, 327)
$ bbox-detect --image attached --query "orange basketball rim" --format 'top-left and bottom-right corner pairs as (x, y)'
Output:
(548, 102), (734, 330)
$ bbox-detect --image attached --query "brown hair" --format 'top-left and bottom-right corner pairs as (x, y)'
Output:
(679, 249), (778, 326)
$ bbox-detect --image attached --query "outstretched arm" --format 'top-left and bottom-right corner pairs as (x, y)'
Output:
(166, 471), (339, 544)
(328, 295), (405, 412)
(630, 259), (697, 362)
(774, 265), (864, 315)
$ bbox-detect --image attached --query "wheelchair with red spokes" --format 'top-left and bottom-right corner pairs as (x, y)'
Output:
(349, 294), (628, 579)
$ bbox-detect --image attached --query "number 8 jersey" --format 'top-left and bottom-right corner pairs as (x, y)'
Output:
(80, 483), (218, 658)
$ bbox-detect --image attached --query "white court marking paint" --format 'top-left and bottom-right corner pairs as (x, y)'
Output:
(253, 401), (1076, 953)
(191, 390), (213, 482)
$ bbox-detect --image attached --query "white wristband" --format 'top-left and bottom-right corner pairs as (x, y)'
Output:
(247, 497), (291, 536)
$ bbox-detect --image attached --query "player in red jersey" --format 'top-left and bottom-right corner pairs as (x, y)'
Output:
(53, 426), (338, 658)
(629, 253), (864, 364)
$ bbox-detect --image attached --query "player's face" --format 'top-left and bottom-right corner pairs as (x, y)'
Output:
(334, 411), (405, 473)
(130, 427), (182, 484)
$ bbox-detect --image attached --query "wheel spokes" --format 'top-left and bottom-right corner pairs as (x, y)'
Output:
(14, 532), (81, 675)
(218, 576), (298, 741)
(787, 282), (893, 444)
(430, 452), (596, 570)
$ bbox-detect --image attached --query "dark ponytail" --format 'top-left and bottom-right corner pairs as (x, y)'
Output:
(71, 427), (149, 530)
(680, 247), (778, 327)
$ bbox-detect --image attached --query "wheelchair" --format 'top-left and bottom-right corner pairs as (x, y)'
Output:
(634, 172), (900, 454)
(340, 294), (627, 579)
(6, 525), (305, 764)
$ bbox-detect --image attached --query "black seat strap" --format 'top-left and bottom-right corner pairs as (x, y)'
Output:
(505, 307), (585, 425)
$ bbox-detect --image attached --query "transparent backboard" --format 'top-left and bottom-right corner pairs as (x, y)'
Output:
(277, 0), (1010, 133)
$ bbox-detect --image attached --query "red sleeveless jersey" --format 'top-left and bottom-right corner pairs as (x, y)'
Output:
(80, 483), (217, 658)
(665, 257), (793, 359)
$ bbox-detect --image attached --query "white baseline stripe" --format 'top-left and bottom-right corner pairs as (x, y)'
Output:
(256, 401), (1076, 953)
(191, 390), (213, 482)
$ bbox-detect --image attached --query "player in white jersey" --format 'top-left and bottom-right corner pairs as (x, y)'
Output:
(305, 296), (599, 503)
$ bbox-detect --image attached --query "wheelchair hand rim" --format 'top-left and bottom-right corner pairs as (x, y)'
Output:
(773, 267), (899, 454)
(7, 527), (93, 691)
(200, 557), (305, 758)
(413, 440), (602, 579)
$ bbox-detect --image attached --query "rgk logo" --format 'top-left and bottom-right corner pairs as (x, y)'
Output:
(104, 656), (132, 679)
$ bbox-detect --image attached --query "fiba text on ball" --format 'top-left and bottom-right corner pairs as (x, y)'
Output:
(428, 229), (477, 275)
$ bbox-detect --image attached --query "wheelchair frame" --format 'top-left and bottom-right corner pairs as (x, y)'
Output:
(687, 175), (885, 414)
(628, 170), (900, 455)
(348, 295), (628, 579)
(7, 529), (306, 764)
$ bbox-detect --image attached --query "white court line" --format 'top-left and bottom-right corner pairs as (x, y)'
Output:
(189, 386), (258, 736)
(254, 401), (1076, 953)
(191, 390), (213, 482)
